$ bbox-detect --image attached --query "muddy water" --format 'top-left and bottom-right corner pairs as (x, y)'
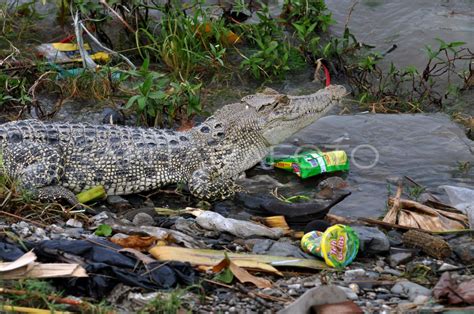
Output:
(269, 113), (474, 218)
(326, 0), (474, 69)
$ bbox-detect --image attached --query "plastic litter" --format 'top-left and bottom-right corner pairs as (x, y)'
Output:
(441, 185), (474, 228)
(0, 239), (196, 298)
(300, 224), (359, 268)
(266, 150), (349, 179)
(194, 210), (285, 239)
(36, 43), (110, 63)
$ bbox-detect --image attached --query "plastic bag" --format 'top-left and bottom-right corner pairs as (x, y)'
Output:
(441, 185), (474, 228)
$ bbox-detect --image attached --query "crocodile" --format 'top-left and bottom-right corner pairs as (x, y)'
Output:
(0, 85), (346, 204)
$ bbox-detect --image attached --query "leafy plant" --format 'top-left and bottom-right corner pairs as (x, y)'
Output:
(0, 73), (32, 107)
(124, 58), (202, 127)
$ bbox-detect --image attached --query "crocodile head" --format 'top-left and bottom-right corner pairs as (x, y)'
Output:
(195, 85), (346, 150)
(242, 84), (347, 145)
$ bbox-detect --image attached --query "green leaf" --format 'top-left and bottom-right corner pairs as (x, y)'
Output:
(137, 97), (146, 111)
(148, 91), (167, 100)
(292, 22), (306, 35)
(140, 57), (150, 72)
(323, 42), (332, 57)
(140, 74), (153, 95)
(214, 267), (234, 283)
(125, 95), (141, 109)
(404, 65), (418, 75)
(95, 224), (112, 237)
(448, 41), (465, 48)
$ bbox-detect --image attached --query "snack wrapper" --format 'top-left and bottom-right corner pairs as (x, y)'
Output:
(266, 150), (349, 179)
(301, 224), (359, 268)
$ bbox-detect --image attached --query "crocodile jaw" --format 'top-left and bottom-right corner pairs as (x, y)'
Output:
(261, 85), (347, 145)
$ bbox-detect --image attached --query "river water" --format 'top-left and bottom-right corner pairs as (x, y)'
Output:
(327, 0), (474, 69)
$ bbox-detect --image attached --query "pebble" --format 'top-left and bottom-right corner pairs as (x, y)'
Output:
(106, 195), (132, 211)
(287, 289), (298, 296)
(66, 219), (83, 228)
(287, 284), (301, 290)
(352, 226), (390, 254)
(102, 108), (125, 125)
(133, 213), (155, 226)
(383, 266), (403, 277)
(63, 228), (84, 239)
(303, 282), (316, 288)
(388, 252), (413, 267)
(337, 286), (358, 300)
(438, 263), (458, 271)
(345, 268), (366, 278)
(387, 230), (403, 246)
(91, 211), (111, 223)
(349, 283), (360, 294)
(453, 242), (474, 264)
(366, 292), (376, 299)
(413, 295), (430, 305)
(391, 281), (431, 301)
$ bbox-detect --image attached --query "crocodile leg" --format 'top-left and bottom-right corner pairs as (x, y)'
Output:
(2, 141), (79, 206)
(188, 167), (239, 201)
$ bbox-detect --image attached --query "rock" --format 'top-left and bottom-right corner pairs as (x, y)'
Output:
(63, 228), (84, 239)
(288, 289), (299, 296)
(391, 281), (431, 301)
(252, 239), (311, 259)
(365, 292), (376, 299)
(384, 267), (403, 276)
(387, 230), (403, 246)
(438, 263), (458, 271)
(453, 242), (474, 264)
(413, 295), (430, 305)
(397, 302), (417, 311)
(102, 108), (125, 125)
(352, 226), (390, 254)
(107, 195), (132, 211)
(66, 219), (83, 228)
(388, 252), (414, 267)
(349, 283), (360, 294)
(345, 269), (366, 278)
(287, 284), (302, 290)
(133, 213), (155, 226)
(279, 286), (349, 314)
(337, 286), (359, 300)
(91, 211), (112, 223)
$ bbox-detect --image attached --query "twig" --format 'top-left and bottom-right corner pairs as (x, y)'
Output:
(80, 22), (136, 70)
(0, 210), (48, 228)
(73, 11), (97, 69)
(203, 279), (291, 303)
(99, 0), (135, 33)
(404, 176), (440, 202)
(344, 1), (359, 29)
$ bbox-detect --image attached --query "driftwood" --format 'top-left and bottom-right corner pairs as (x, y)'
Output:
(402, 230), (452, 260)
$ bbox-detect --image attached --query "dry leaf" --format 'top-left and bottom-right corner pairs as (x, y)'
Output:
(212, 257), (272, 288)
(149, 246), (327, 273)
(0, 251), (36, 272)
(111, 235), (158, 251)
(228, 261), (271, 288)
(383, 197), (468, 232)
